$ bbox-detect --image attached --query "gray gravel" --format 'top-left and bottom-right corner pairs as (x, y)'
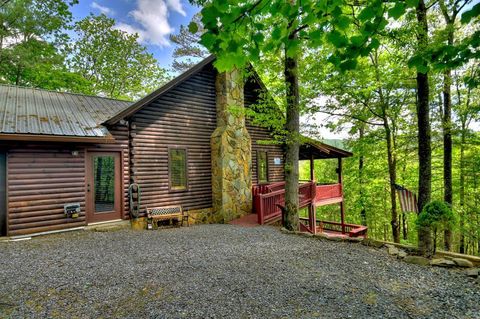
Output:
(0, 224), (479, 319)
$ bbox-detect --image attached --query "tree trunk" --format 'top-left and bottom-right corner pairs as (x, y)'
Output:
(441, 14), (454, 252)
(384, 118), (400, 243)
(416, 0), (433, 256)
(402, 212), (408, 240)
(372, 51), (400, 243)
(283, 32), (300, 231)
(358, 126), (367, 226)
(459, 114), (467, 254)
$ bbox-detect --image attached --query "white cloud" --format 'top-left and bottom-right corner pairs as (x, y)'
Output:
(114, 22), (147, 42)
(166, 0), (186, 16)
(91, 1), (114, 15)
(116, 0), (187, 47)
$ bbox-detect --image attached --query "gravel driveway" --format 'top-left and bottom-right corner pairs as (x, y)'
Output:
(0, 225), (479, 319)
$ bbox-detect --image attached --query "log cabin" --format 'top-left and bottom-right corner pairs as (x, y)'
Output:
(0, 56), (360, 238)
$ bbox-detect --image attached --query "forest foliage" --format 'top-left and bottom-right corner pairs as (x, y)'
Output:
(186, 0), (480, 255)
(0, 0), (169, 100)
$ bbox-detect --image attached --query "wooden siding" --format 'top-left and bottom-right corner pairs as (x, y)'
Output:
(5, 123), (129, 236)
(248, 124), (285, 185)
(130, 64), (217, 212)
(7, 146), (87, 236)
(244, 80), (285, 185)
(130, 64), (284, 213)
(2, 63), (284, 235)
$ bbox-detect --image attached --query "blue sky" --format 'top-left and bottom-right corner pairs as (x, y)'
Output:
(71, 0), (200, 69)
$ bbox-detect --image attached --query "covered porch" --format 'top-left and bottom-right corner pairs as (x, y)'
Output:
(251, 139), (367, 238)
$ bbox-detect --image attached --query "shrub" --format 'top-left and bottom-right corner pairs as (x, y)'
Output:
(416, 200), (456, 254)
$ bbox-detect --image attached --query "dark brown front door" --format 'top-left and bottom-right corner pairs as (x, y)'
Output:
(86, 152), (122, 223)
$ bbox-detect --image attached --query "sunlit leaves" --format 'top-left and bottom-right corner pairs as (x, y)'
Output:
(188, 21), (198, 34)
(388, 2), (406, 20)
(327, 30), (348, 48)
(461, 2), (480, 24)
(335, 15), (351, 30)
(196, 0), (391, 74)
(405, 0), (419, 8)
(407, 55), (429, 73)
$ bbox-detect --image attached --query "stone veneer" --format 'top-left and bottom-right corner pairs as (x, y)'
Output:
(211, 69), (252, 222)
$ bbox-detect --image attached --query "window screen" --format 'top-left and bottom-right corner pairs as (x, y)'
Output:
(257, 151), (268, 183)
(94, 155), (115, 212)
(169, 148), (188, 191)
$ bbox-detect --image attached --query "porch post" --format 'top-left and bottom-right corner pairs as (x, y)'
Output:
(309, 152), (315, 181)
(338, 157), (345, 234)
(310, 181), (317, 234)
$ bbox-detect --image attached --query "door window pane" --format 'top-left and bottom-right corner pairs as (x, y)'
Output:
(94, 155), (115, 212)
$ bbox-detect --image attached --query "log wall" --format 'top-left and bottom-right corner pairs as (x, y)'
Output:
(2, 62), (284, 235)
(5, 123), (129, 236)
(130, 63), (285, 213)
(130, 64), (217, 212)
(244, 78), (285, 185)
(7, 145), (87, 236)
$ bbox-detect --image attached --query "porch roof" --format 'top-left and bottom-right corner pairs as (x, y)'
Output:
(299, 138), (353, 160)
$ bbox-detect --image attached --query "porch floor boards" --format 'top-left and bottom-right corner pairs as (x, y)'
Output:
(229, 214), (259, 227)
(318, 229), (366, 239)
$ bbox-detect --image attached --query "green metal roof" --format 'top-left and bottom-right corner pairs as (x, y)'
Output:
(0, 85), (131, 138)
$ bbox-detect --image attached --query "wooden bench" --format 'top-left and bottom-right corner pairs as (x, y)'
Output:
(146, 206), (189, 229)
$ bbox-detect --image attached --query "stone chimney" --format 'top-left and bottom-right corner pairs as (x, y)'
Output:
(211, 69), (252, 223)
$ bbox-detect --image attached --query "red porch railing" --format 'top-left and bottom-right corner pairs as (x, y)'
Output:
(254, 188), (285, 225)
(253, 181), (320, 225)
(315, 184), (342, 202)
(252, 181), (367, 238)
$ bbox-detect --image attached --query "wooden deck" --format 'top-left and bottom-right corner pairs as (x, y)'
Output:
(229, 214), (259, 227)
(252, 181), (367, 237)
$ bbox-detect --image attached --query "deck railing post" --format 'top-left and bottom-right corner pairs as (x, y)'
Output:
(258, 195), (265, 225)
(338, 157), (346, 234)
(310, 181), (317, 234)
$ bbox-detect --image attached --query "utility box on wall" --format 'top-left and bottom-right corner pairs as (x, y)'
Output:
(64, 203), (81, 219)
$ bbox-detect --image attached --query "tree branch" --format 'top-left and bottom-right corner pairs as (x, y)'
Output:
(314, 109), (384, 126)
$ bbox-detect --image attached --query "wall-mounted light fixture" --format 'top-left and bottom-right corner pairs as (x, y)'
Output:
(71, 150), (79, 157)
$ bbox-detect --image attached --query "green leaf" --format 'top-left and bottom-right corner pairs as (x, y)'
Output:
(358, 7), (375, 21)
(405, 0), (419, 8)
(286, 39), (301, 57)
(252, 32), (264, 45)
(250, 47), (260, 61)
(335, 15), (351, 30)
(388, 3), (406, 20)
(201, 5), (220, 28)
(327, 30), (348, 48)
(339, 59), (357, 71)
(327, 54), (341, 67)
(214, 55), (236, 72)
(350, 35), (365, 47)
(227, 40), (238, 52)
(369, 38), (380, 50)
(461, 3), (480, 24)
(408, 55), (429, 73)
(200, 32), (217, 50)
(272, 27), (282, 41)
(213, 1), (229, 12)
(188, 22), (198, 34)
(309, 29), (323, 47)
(331, 6), (343, 18)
